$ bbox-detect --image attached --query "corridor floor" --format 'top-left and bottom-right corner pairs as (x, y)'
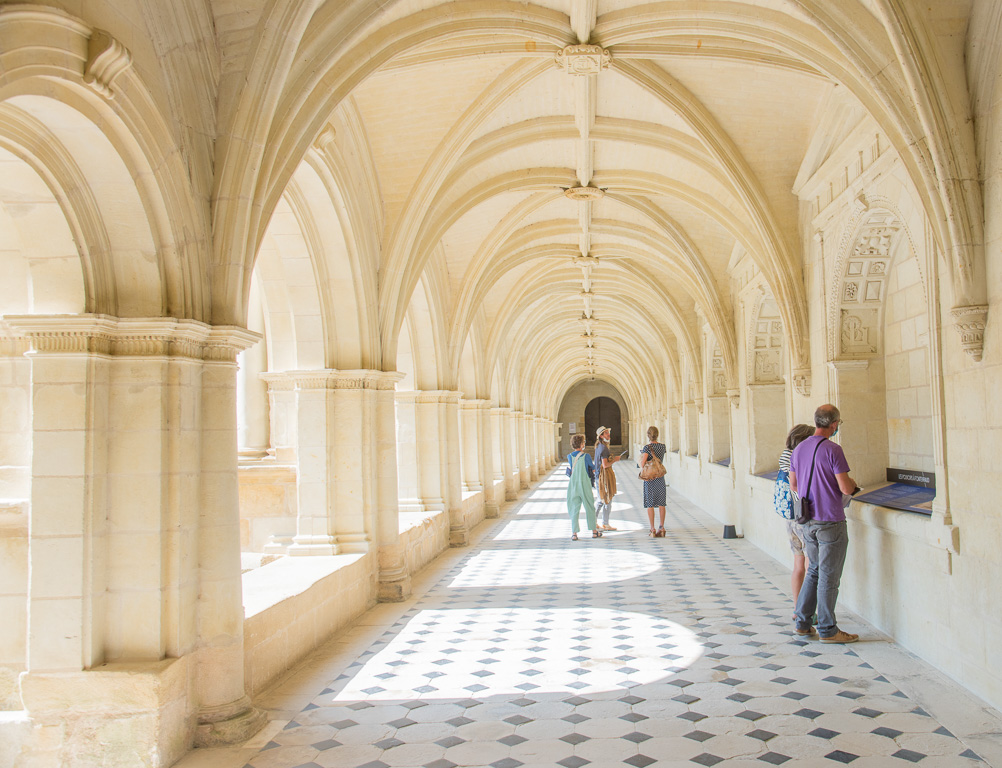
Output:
(181, 468), (1002, 768)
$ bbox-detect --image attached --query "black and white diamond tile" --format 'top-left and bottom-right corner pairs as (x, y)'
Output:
(234, 469), (992, 768)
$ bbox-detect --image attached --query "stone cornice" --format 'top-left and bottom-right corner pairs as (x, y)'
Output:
(3, 315), (260, 361)
(262, 369), (404, 390)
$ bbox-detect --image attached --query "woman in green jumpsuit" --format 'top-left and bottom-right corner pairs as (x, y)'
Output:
(566, 434), (601, 540)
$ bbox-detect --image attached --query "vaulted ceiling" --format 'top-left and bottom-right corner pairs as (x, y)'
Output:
(212, 0), (978, 415)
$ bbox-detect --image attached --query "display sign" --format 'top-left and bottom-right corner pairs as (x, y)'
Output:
(568, 422), (577, 432)
(886, 467), (935, 488)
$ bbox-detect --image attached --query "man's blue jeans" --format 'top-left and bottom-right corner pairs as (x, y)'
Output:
(794, 520), (849, 638)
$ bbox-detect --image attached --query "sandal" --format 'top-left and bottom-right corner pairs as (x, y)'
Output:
(649, 529), (657, 537)
(601, 525), (617, 531)
(592, 530), (603, 538)
(571, 533), (578, 541)
(656, 527), (666, 538)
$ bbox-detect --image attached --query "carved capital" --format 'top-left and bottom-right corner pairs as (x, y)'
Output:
(3, 315), (259, 361)
(791, 368), (811, 397)
(555, 44), (611, 75)
(951, 304), (988, 362)
(726, 388), (740, 408)
(84, 29), (132, 99)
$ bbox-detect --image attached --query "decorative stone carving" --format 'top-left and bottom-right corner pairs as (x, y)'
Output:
(83, 29), (132, 99)
(839, 309), (878, 356)
(791, 369), (811, 397)
(951, 304), (989, 362)
(726, 389), (740, 408)
(555, 44), (612, 75)
(3, 314), (260, 360)
(564, 185), (605, 201)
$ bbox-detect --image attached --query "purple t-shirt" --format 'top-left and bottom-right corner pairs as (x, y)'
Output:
(790, 436), (850, 522)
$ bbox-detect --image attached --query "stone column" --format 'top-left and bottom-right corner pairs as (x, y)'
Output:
(526, 414), (539, 482)
(325, 371), (406, 594)
(6, 315), (263, 764)
(490, 405), (511, 503)
(500, 407), (518, 500)
(442, 391), (466, 546)
(259, 372), (336, 556)
(375, 376), (410, 600)
(513, 410), (529, 489)
(0, 334), (30, 708)
(197, 326), (267, 745)
(236, 291), (269, 458)
(394, 391), (423, 513)
(478, 402), (498, 518)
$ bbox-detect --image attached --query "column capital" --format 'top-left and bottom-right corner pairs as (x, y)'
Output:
(3, 314), (261, 361)
(460, 398), (492, 409)
(262, 369), (404, 391)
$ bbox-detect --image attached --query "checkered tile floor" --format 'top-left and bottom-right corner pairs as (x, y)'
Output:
(223, 468), (996, 768)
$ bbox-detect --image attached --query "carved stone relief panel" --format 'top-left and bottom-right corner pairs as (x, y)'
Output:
(840, 308), (879, 356)
(710, 343), (726, 395)
(748, 296), (783, 384)
(832, 216), (896, 359)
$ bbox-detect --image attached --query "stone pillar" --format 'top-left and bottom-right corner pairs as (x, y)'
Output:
(527, 414), (540, 482)
(490, 406), (511, 503)
(324, 371), (406, 595)
(0, 335), (30, 708)
(442, 391), (466, 546)
(196, 327), (266, 745)
(500, 408), (518, 500)
(513, 410), (529, 489)
(375, 377), (409, 600)
(236, 290), (269, 457)
(6, 315), (263, 765)
(461, 399), (497, 518)
(478, 402), (498, 518)
(259, 372), (336, 555)
(394, 391), (423, 513)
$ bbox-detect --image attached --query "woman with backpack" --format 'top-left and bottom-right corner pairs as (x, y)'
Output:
(639, 426), (668, 538)
(774, 424), (816, 603)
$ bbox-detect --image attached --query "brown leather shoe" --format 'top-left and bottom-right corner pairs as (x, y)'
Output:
(820, 630), (859, 644)
(794, 626), (817, 638)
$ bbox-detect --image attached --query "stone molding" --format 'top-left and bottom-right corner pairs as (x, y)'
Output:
(828, 359), (870, 371)
(555, 44), (611, 75)
(262, 369), (404, 390)
(83, 29), (133, 99)
(460, 398), (492, 409)
(4, 315), (260, 360)
(950, 304), (988, 362)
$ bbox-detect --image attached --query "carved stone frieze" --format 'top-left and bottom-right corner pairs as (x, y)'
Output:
(555, 44), (611, 75)
(3, 315), (260, 361)
(951, 304), (988, 362)
(83, 29), (132, 99)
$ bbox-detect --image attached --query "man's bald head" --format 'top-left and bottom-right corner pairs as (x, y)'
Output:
(814, 404), (841, 428)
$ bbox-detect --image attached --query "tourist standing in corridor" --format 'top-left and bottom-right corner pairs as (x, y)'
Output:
(594, 426), (622, 531)
(566, 433), (601, 540)
(789, 404), (860, 644)
(639, 426), (668, 537)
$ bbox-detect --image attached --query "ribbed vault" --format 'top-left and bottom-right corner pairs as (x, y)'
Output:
(211, 0), (982, 420)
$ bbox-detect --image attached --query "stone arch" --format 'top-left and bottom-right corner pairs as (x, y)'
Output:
(827, 202), (936, 486)
(0, 8), (209, 320)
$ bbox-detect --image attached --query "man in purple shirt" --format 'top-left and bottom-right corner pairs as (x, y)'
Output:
(789, 404), (860, 644)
